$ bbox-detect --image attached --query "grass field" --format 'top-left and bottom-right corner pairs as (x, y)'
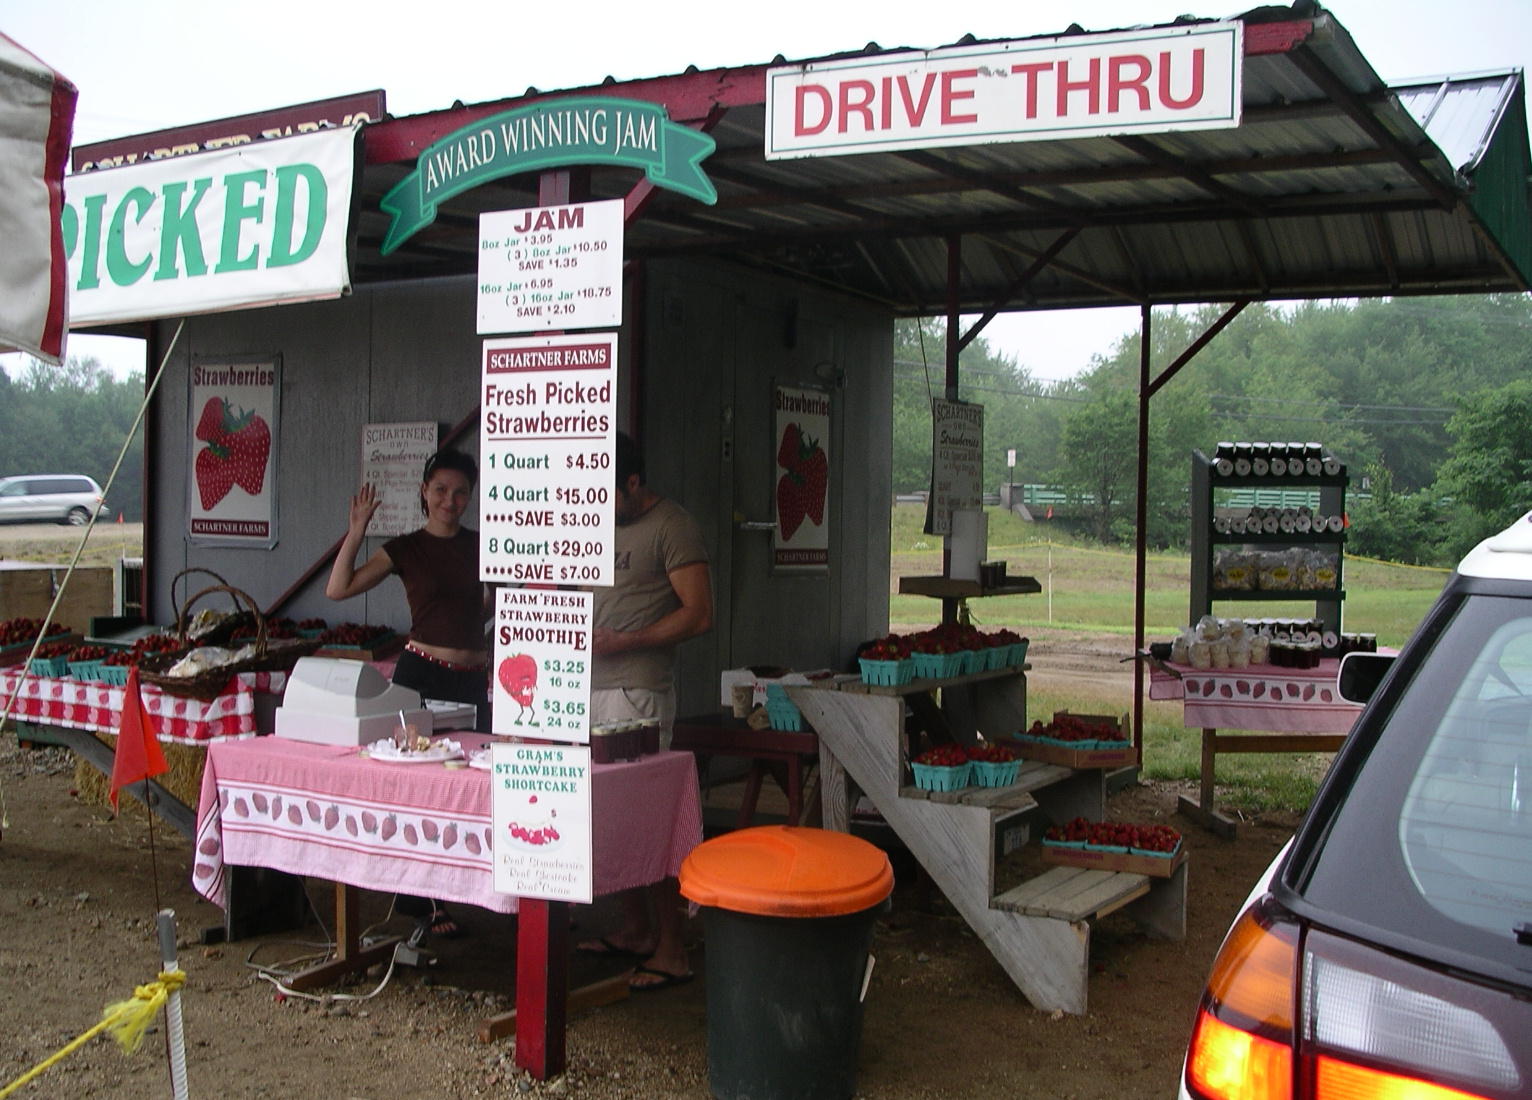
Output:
(888, 503), (1446, 647)
(888, 503), (1447, 811)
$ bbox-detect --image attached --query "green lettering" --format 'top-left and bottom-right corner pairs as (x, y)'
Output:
(154, 178), (212, 280)
(267, 163), (327, 268)
(75, 193), (108, 290)
(214, 169), (266, 273)
(107, 187), (156, 286)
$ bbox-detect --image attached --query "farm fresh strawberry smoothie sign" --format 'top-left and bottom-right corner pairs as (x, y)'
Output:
(493, 588), (593, 743)
(765, 22), (1240, 160)
(188, 359), (279, 545)
(774, 385), (831, 571)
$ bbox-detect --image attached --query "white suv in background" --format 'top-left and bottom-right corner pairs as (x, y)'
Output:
(1180, 510), (1532, 1100)
(0, 475), (105, 525)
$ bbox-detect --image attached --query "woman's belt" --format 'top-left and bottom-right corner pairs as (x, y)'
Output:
(404, 640), (487, 672)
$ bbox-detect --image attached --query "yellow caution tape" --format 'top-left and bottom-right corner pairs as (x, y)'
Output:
(0, 969), (186, 1098)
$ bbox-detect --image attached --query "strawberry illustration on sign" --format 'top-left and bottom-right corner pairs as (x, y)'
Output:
(776, 422), (828, 540)
(498, 652), (539, 726)
(193, 397), (272, 509)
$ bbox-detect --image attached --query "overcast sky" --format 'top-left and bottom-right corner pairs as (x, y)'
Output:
(4, 0), (1529, 380)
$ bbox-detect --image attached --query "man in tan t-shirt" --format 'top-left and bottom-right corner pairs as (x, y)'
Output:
(580, 431), (712, 991)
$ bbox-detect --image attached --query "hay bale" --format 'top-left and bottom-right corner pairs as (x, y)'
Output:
(73, 733), (208, 817)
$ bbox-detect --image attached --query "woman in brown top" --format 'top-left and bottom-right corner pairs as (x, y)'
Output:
(326, 447), (490, 938)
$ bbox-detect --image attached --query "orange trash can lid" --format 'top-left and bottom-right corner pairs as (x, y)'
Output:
(679, 825), (894, 917)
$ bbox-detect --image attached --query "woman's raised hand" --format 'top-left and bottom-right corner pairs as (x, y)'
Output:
(348, 483), (381, 532)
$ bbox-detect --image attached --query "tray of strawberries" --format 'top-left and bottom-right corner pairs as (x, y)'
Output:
(1003, 711), (1135, 769)
(313, 622), (404, 660)
(1042, 817), (1184, 876)
(0, 618), (78, 666)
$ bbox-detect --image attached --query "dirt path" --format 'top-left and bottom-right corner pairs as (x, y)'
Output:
(0, 736), (1290, 1098)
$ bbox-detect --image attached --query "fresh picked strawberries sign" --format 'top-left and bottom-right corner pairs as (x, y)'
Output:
(188, 359), (279, 545)
(773, 385), (831, 571)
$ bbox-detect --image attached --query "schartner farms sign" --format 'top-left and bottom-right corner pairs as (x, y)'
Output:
(380, 97), (717, 254)
(766, 22), (1241, 159)
(62, 127), (358, 326)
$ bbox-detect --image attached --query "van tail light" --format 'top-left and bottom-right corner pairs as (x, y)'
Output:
(1186, 899), (1298, 1100)
(1187, 899), (1523, 1100)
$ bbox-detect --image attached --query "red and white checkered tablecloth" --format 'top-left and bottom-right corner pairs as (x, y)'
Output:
(0, 668), (286, 744)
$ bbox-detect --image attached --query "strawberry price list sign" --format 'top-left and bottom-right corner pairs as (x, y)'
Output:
(477, 199), (622, 335)
(360, 421), (440, 537)
(490, 741), (593, 903)
(925, 398), (984, 536)
(493, 587), (593, 743)
(188, 359), (280, 546)
(773, 385), (831, 571)
(479, 332), (617, 586)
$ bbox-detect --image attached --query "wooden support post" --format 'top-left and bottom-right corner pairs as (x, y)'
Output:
(515, 898), (569, 1079)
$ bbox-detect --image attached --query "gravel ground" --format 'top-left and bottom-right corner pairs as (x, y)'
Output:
(0, 719), (1295, 1099)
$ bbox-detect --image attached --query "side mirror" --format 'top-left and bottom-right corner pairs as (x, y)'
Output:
(1338, 651), (1395, 705)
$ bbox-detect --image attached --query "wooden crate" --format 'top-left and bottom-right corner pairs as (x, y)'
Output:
(1004, 710), (1133, 769)
(1041, 841), (1186, 879)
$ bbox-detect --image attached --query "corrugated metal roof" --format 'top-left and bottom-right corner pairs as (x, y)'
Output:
(350, 2), (1532, 312)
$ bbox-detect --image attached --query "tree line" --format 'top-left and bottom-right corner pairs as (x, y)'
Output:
(894, 294), (1532, 566)
(0, 358), (145, 521)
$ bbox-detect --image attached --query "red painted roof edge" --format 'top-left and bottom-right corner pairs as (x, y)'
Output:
(365, 65), (769, 165)
(1243, 19), (1313, 56)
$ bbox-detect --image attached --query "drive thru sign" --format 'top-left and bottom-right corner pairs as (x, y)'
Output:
(766, 22), (1241, 159)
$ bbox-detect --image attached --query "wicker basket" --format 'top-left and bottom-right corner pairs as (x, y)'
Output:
(139, 583), (317, 701)
(169, 568), (255, 647)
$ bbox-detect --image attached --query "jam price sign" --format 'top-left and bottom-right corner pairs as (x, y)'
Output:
(493, 587), (592, 743)
(477, 199), (622, 335)
(480, 332), (617, 586)
(490, 741), (593, 903)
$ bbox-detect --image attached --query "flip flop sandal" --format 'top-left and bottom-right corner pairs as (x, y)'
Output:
(628, 964), (695, 993)
(576, 936), (651, 959)
(427, 908), (464, 940)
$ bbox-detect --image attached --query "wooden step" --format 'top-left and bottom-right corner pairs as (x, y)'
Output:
(992, 866), (1151, 922)
(899, 784), (1038, 816)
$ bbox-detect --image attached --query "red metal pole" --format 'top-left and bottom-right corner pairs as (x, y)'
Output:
(1133, 305), (1151, 759)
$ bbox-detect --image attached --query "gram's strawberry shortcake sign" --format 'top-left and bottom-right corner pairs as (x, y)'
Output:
(188, 358), (280, 546)
(490, 741), (593, 902)
(492, 588), (593, 743)
(773, 385), (831, 571)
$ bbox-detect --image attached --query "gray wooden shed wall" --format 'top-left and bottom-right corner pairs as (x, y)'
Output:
(148, 260), (892, 719)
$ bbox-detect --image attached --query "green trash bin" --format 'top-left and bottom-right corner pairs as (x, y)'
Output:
(679, 825), (895, 1100)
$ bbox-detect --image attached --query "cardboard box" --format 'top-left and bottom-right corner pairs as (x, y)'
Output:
(1041, 841), (1186, 879)
(719, 667), (835, 708)
(1004, 711), (1134, 769)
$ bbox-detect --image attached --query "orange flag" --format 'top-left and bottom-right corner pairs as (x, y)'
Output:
(109, 665), (168, 811)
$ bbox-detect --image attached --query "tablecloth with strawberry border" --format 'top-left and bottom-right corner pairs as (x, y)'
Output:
(1147, 659), (1359, 734)
(0, 669), (286, 743)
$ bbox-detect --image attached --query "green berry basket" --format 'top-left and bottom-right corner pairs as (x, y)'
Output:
(910, 761), (971, 792)
(969, 758), (1020, 787)
(67, 659), (104, 682)
(98, 664), (132, 686)
(911, 651), (964, 679)
(27, 656), (70, 678)
(858, 657), (913, 687)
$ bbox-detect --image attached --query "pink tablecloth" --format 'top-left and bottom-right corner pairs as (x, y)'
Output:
(1148, 659), (1361, 734)
(193, 733), (702, 914)
(0, 668), (286, 744)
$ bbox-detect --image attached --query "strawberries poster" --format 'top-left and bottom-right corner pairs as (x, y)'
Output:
(773, 385), (831, 571)
(188, 359), (280, 546)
